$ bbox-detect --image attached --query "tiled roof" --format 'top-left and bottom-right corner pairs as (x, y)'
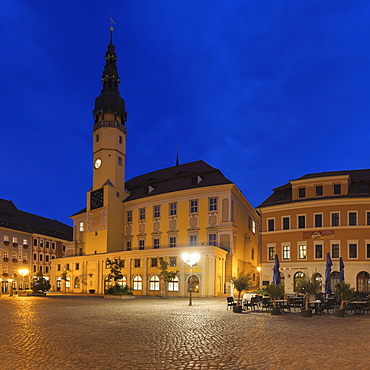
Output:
(0, 199), (72, 241)
(258, 168), (370, 208)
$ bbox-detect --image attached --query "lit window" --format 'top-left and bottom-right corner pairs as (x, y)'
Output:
(79, 222), (84, 232)
(169, 257), (177, 267)
(4, 234), (9, 242)
(189, 235), (197, 246)
(168, 276), (179, 291)
(133, 275), (142, 290)
(251, 220), (256, 234)
(268, 247), (275, 260)
(149, 275), (160, 291)
(283, 246), (290, 260)
(299, 245), (307, 259)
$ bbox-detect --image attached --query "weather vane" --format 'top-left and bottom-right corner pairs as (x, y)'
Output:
(109, 11), (116, 31)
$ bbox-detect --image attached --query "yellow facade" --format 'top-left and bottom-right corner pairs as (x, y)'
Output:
(259, 172), (370, 293)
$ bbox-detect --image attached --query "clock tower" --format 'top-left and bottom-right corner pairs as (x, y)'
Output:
(85, 27), (127, 254)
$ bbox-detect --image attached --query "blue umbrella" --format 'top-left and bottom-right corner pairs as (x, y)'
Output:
(325, 252), (333, 294)
(339, 257), (345, 283)
(273, 254), (281, 285)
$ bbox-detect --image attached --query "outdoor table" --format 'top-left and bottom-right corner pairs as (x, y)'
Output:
(309, 300), (322, 314)
(351, 301), (367, 315)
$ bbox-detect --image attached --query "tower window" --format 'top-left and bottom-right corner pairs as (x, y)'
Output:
(118, 157), (122, 166)
(119, 135), (122, 144)
(96, 134), (100, 142)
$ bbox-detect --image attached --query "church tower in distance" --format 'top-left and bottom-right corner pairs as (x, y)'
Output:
(85, 27), (127, 254)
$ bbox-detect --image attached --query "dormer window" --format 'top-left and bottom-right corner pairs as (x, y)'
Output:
(298, 187), (306, 198)
(334, 184), (341, 195)
(316, 185), (323, 196)
(191, 175), (202, 185)
(143, 185), (154, 195)
(359, 182), (369, 194)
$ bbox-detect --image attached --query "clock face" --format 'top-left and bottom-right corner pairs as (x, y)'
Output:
(94, 158), (102, 169)
(90, 188), (104, 210)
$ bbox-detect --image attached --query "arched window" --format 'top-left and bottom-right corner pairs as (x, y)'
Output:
(56, 277), (61, 291)
(357, 271), (370, 293)
(294, 271), (305, 292)
(133, 276), (142, 290)
(168, 276), (179, 292)
(330, 271), (340, 288)
(117, 276), (126, 288)
(74, 276), (80, 289)
(149, 275), (160, 291)
(104, 275), (112, 293)
(188, 275), (199, 292)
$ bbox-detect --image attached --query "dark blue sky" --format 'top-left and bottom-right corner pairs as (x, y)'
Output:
(2, 1), (370, 226)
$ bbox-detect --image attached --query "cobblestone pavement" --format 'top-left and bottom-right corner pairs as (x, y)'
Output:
(1, 294), (370, 369)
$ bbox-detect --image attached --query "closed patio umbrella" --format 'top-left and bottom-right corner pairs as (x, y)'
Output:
(273, 254), (281, 285)
(325, 252), (333, 295)
(339, 257), (345, 283)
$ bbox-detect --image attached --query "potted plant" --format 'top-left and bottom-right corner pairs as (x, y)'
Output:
(334, 281), (355, 317)
(295, 273), (321, 317)
(230, 272), (252, 313)
(264, 283), (285, 315)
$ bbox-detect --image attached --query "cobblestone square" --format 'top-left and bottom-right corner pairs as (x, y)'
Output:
(1, 295), (369, 369)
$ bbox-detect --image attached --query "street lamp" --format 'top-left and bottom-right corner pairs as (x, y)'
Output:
(182, 252), (200, 306)
(256, 266), (262, 289)
(18, 268), (29, 291)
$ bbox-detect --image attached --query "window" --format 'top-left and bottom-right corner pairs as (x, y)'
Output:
(133, 276), (142, 290)
(119, 135), (122, 144)
(45, 241), (50, 249)
(208, 234), (217, 246)
(23, 239), (28, 246)
(153, 239), (160, 249)
(33, 239), (37, 247)
(316, 185), (323, 196)
(359, 183), (369, 194)
(298, 245), (307, 259)
(151, 258), (158, 267)
(33, 265), (37, 273)
(96, 134), (99, 142)
(4, 234), (9, 242)
(57, 264), (61, 271)
(45, 255), (49, 262)
(12, 237), (18, 244)
(267, 219), (275, 232)
(168, 276), (179, 291)
(139, 240), (145, 250)
(349, 212), (357, 226)
(315, 244), (323, 259)
(169, 203), (177, 216)
(298, 215), (306, 228)
(40, 240), (44, 248)
(139, 208), (146, 220)
(334, 184), (341, 195)
(51, 242), (55, 250)
(126, 241), (132, 251)
(79, 222), (84, 232)
(126, 210), (133, 223)
(283, 246), (290, 260)
(66, 263), (70, 270)
(282, 217), (290, 230)
(367, 212), (370, 225)
(75, 263), (80, 270)
(331, 213), (339, 226)
(190, 200), (198, 213)
(149, 275), (160, 291)
(45, 266), (49, 274)
(367, 244), (370, 259)
(169, 237), (177, 248)
(33, 253), (37, 261)
(268, 247), (275, 260)
(251, 220), (256, 234)
(251, 247), (255, 260)
(134, 259), (141, 268)
(298, 187), (306, 198)
(349, 244), (357, 258)
(189, 235), (197, 246)
(153, 205), (161, 218)
(314, 214), (322, 228)
(332, 244), (340, 258)
(169, 257), (177, 267)
(209, 197), (218, 211)
(118, 157), (122, 166)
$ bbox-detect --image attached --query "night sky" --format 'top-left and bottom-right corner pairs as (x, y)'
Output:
(2, 1), (370, 226)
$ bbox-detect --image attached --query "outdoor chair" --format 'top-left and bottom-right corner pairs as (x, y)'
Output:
(261, 297), (271, 311)
(244, 296), (258, 310)
(226, 296), (236, 310)
(279, 298), (291, 313)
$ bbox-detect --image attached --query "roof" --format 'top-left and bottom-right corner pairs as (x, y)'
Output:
(0, 199), (72, 241)
(258, 168), (370, 208)
(124, 160), (233, 202)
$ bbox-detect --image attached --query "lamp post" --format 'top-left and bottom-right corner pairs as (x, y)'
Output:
(18, 268), (29, 291)
(8, 278), (13, 297)
(256, 266), (262, 289)
(182, 252), (200, 306)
